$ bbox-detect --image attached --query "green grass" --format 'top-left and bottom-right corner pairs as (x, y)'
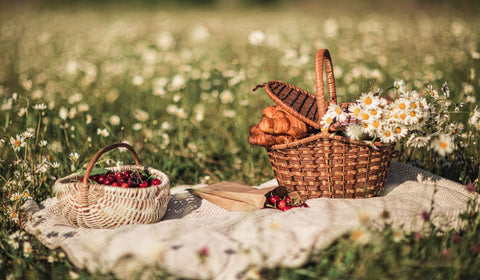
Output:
(1, 2), (480, 279)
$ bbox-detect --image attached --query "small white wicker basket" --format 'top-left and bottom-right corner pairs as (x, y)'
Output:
(54, 142), (171, 229)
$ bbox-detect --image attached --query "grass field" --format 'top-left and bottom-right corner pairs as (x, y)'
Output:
(1, 1), (480, 278)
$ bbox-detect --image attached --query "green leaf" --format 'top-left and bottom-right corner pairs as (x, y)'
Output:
(77, 168), (110, 176)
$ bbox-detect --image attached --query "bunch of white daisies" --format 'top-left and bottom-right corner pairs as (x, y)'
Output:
(320, 82), (457, 156)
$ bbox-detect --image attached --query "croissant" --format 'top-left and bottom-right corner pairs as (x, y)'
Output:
(248, 132), (294, 147)
(261, 105), (278, 118)
(258, 106), (309, 138)
(249, 125), (262, 136)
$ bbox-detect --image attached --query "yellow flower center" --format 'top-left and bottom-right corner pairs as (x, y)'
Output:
(373, 121), (380, 128)
(362, 113), (370, 120)
(371, 109), (378, 116)
(384, 131), (392, 137)
(400, 113), (407, 120)
(335, 107), (343, 114)
(399, 103), (406, 110)
(410, 111), (416, 117)
(353, 108), (360, 116)
(326, 117), (332, 124)
(14, 140), (22, 147)
(411, 103), (417, 109)
(351, 229), (364, 240)
(440, 141), (448, 149)
(395, 127), (402, 134)
(364, 97), (372, 105)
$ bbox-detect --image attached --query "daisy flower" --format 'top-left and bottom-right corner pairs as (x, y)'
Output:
(248, 30), (266, 46)
(18, 107), (27, 117)
(426, 85), (439, 99)
(10, 192), (22, 201)
(327, 103), (348, 122)
(39, 140), (48, 147)
(357, 92), (381, 109)
(97, 128), (109, 137)
(23, 241), (33, 257)
(392, 125), (408, 140)
(378, 125), (396, 143)
(345, 124), (364, 141)
(10, 135), (26, 152)
(22, 128), (35, 139)
(394, 80), (406, 94)
(68, 152), (80, 162)
(23, 190), (32, 200)
(348, 103), (362, 119)
(9, 210), (19, 223)
(320, 105), (338, 129)
(32, 103), (47, 111)
(431, 134), (455, 156)
(406, 134), (430, 148)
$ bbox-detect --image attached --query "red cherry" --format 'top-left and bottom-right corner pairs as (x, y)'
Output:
(116, 172), (124, 181)
(151, 178), (162, 186)
(281, 206), (292, 211)
(269, 195), (279, 205)
(285, 196), (292, 205)
(301, 203), (309, 208)
(277, 200), (287, 210)
(104, 178), (113, 185)
(139, 181), (148, 188)
(120, 182), (130, 188)
(111, 182), (120, 187)
(123, 170), (133, 178)
(97, 175), (106, 184)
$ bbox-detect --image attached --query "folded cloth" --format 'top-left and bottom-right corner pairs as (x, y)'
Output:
(22, 162), (476, 279)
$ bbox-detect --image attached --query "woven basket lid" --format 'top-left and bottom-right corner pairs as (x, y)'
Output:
(256, 49), (337, 130)
(262, 81), (321, 129)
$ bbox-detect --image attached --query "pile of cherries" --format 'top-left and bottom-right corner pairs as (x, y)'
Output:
(89, 170), (161, 188)
(265, 187), (308, 211)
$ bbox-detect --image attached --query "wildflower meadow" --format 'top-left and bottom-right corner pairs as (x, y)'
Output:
(1, 1), (480, 278)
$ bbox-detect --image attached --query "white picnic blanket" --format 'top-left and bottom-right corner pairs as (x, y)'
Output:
(22, 162), (476, 279)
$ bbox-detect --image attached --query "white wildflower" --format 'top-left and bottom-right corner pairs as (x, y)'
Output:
(32, 103), (47, 111)
(220, 90), (234, 104)
(97, 128), (109, 137)
(68, 152), (79, 162)
(345, 124), (364, 141)
(109, 115), (121, 126)
(10, 135), (26, 152)
(248, 30), (265, 46)
(431, 134), (455, 156)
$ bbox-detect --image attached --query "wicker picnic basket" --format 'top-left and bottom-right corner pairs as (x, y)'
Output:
(54, 142), (171, 229)
(255, 49), (397, 200)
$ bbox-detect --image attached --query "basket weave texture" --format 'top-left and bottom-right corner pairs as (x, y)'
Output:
(259, 49), (397, 200)
(54, 143), (171, 229)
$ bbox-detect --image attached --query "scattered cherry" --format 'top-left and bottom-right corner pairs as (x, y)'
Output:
(277, 200), (287, 210)
(269, 195), (279, 204)
(265, 189), (308, 211)
(139, 181), (148, 188)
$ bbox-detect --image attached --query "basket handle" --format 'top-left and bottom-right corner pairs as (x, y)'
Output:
(315, 49), (337, 120)
(79, 142), (141, 208)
